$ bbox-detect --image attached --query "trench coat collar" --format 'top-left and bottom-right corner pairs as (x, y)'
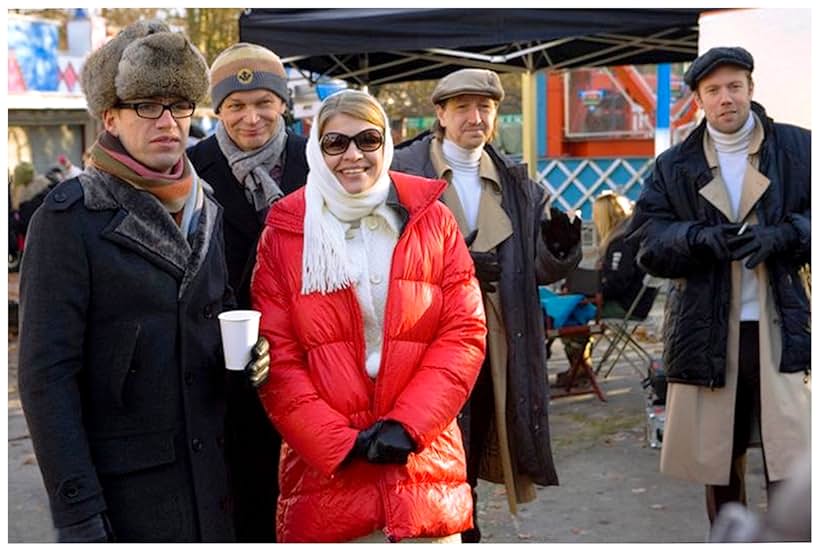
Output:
(81, 168), (217, 297)
(698, 113), (770, 222)
(429, 138), (511, 252)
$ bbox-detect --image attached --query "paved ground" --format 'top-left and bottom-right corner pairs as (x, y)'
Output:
(6, 271), (767, 543)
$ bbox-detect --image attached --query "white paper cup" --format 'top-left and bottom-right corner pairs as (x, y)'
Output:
(218, 310), (262, 371)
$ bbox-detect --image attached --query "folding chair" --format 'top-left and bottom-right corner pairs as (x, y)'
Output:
(595, 274), (663, 379)
(542, 268), (608, 402)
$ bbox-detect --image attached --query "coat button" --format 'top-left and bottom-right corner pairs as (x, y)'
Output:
(370, 274), (383, 285)
(63, 485), (79, 499)
(367, 218), (379, 230)
(515, 331), (523, 338)
(184, 371), (194, 385)
(191, 438), (203, 452)
(53, 191), (67, 203)
(203, 304), (214, 319)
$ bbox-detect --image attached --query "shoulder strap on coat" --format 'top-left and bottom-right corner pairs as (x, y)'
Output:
(44, 177), (83, 211)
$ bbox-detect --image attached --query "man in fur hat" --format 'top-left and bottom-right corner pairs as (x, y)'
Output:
(187, 42), (308, 542)
(18, 20), (235, 542)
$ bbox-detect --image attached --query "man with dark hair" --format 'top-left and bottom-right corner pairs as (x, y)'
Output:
(392, 67), (582, 542)
(187, 42), (308, 543)
(629, 46), (810, 530)
(18, 20), (234, 542)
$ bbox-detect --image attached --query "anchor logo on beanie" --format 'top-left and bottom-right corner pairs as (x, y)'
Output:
(237, 68), (254, 85)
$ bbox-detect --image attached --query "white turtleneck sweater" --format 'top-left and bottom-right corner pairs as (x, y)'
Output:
(442, 139), (483, 232)
(707, 112), (758, 321)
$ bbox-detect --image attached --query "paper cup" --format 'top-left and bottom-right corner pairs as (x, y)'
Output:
(218, 310), (262, 371)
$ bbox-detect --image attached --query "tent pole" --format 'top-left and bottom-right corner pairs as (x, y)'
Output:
(521, 71), (538, 179)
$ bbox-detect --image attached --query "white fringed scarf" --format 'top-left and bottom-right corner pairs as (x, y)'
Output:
(301, 93), (395, 295)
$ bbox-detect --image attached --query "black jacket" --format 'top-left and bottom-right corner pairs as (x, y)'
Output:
(629, 102), (810, 387)
(599, 217), (657, 319)
(18, 171), (235, 541)
(187, 131), (308, 307)
(187, 130), (308, 542)
(392, 132), (581, 486)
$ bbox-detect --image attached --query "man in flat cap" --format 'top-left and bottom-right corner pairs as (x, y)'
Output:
(18, 20), (235, 541)
(392, 68), (582, 542)
(188, 42), (307, 543)
(628, 46), (810, 531)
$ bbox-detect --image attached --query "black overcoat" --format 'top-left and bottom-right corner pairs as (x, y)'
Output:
(18, 169), (235, 542)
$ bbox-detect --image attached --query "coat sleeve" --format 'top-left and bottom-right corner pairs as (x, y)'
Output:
(629, 160), (704, 279)
(382, 207), (487, 450)
(251, 226), (358, 477)
(17, 199), (107, 528)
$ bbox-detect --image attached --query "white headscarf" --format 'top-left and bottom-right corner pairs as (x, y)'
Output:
(301, 90), (395, 295)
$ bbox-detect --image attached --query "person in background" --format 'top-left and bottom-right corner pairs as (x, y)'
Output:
(251, 89), (486, 542)
(556, 191), (658, 386)
(391, 68), (582, 542)
(628, 46), (810, 530)
(187, 41), (308, 543)
(18, 20), (235, 542)
(58, 154), (83, 178)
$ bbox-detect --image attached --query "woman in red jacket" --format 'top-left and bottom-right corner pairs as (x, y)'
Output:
(250, 89), (487, 543)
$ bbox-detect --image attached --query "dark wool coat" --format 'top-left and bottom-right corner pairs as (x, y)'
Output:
(18, 169), (235, 542)
(392, 133), (580, 487)
(187, 129), (307, 542)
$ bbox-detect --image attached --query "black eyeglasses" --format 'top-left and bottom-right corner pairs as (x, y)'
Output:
(115, 101), (196, 120)
(320, 129), (384, 156)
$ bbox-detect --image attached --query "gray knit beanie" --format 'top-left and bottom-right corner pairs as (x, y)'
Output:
(81, 20), (209, 120)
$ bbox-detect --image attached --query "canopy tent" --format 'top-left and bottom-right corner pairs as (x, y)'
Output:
(239, 8), (703, 86)
(239, 8), (705, 172)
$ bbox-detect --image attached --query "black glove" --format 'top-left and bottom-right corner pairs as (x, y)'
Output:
(245, 336), (270, 388)
(726, 223), (798, 269)
(57, 512), (114, 543)
(688, 223), (744, 261)
(345, 421), (385, 463)
(541, 207), (581, 260)
(366, 420), (415, 465)
(464, 230), (502, 293)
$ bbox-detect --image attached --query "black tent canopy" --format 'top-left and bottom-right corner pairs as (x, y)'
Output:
(239, 8), (703, 85)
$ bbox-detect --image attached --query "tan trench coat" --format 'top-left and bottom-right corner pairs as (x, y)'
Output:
(430, 142), (537, 513)
(659, 119), (811, 485)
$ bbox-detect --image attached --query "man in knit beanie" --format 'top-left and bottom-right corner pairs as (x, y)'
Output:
(628, 46), (810, 535)
(391, 67), (582, 542)
(18, 20), (236, 542)
(188, 42), (307, 543)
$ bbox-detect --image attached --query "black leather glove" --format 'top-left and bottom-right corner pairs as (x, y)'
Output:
(464, 230), (502, 293)
(726, 223), (798, 269)
(344, 421), (384, 463)
(57, 512), (114, 543)
(688, 223), (744, 261)
(245, 336), (270, 388)
(541, 207), (581, 260)
(366, 420), (416, 465)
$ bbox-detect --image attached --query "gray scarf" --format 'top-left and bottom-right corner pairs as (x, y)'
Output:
(215, 119), (287, 212)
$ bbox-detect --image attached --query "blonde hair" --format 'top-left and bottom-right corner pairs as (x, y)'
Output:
(592, 191), (633, 246)
(316, 89), (386, 136)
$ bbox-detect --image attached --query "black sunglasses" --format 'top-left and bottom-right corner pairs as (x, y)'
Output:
(320, 129), (384, 156)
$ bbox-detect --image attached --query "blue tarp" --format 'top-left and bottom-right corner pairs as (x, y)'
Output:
(539, 287), (597, 329)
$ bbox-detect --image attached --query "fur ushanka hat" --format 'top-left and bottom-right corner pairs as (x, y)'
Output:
(81, 20), (209, 119)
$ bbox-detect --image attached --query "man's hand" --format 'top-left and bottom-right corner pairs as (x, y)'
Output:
(245, 336), (270, 388)
(57, 512), (114, 543)
(464, 230), (502, 293)
(688, 223), (744, 261)
(726, 223), (798, 269)
(541, 207), (581, 260)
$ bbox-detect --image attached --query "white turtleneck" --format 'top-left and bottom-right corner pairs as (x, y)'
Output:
(442, 139), (483, 232)
(707, 111), (758, 321)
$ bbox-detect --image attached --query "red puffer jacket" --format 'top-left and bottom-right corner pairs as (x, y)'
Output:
(251, 171), (486, 542)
